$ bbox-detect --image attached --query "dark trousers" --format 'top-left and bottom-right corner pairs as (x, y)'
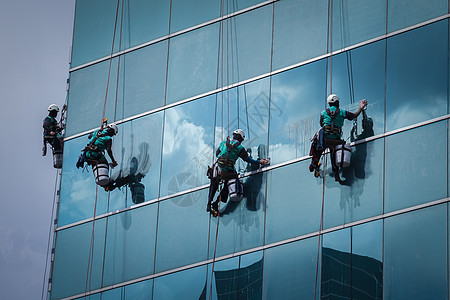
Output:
(310, 138), (345, 173)
(207, 170), (237, 206)
(44, 135), (64, 152)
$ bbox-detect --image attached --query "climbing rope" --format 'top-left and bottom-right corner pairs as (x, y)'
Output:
(40, 170), (60, 300)
(84, 0), (123, 298)
(314, 1), (334, 298)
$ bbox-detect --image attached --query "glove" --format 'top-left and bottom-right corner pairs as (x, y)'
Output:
(110, 161), (118, 168)
(359, 99), (367, 109)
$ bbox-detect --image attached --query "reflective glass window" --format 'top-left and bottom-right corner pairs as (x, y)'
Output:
(218, 5), (272, 86)
(331, 0), (386, 50)
(323, 139), (384, 229)
(263, 237), (319, 299)
(153, 265), (207, 299)
(208, 173), (266, 258)
(387, 0), (448, 33)
(351, 221), (383, 299)
(166, 23), (220, 105)
(204, 251), (263, 299)
(265, 160), (323, 245)
(386, 20), (448, 131)
(51, 220), (106, 299)
(107, 113), (164, 212)
(119, 0), (170, 50)
(72, 0), (118, 67)
(66, 60), (119, 137)
(269, 59), (326, 165)
(170, 0), (221, 33)
(102, 205), (158, 286)
(59, 136), (109, 227)
(155, 190), (210, 273)
(322, 228), (351, 299)
(160, 96), (216, 197)
(272, 0), (328, 71)
(72, 0), (171, 67)
(227, 0), (268, 12)
(328, 40), (385, 137)
(385, 121), (447, 213)
(114, 41), (168, 121)
(124, 280), (153, 300)
(384, 205), (447, 299)
(214, 78), (270, 173)
(101, 288), (122, 300)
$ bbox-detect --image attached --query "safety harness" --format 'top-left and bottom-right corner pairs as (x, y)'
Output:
(217, 138), (241, 172)
(323, 108), (342, 135)
(76, 128), (110, 169)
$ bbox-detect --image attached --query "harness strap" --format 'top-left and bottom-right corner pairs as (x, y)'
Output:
(325, 108), (341, 135)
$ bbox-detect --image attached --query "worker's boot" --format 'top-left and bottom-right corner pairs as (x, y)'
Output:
(211, 201), (219, 217)
(314, 162), (321, 178)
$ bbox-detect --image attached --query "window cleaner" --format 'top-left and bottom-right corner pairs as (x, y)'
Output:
(206, 129), (270, 217)
(42, 104), (65, 168)
(309, 94), (367, 183)
(76, 119), (118, 190)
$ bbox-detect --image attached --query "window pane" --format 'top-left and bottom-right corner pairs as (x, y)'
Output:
(166, 23), (220, 105)
(386, 20), (448, 131)
(322, 228), (351, 299)
(160, 96), (216, 197)
(120, 0), (170, 49)
(153, 265), (207, 299)
(59, 136), (109, 227)
(51, 220), (106, 299)
(208, 173), (267, 258)
(155, 190), (210, 273)
(352, 221), (383, 300)
(102, 205), (158, 286)
(205, 251), (263, 300)
(72, 0), (171, 67)
(384, 205), (447, 299)
(265, 160), (323, 244)
(263, 237), (319, 299)
(107, 113), (163, 212)
(387, 0), (448, 33)
(101, 288), (122, 300)
(273, 0), (328, 70)
(114, 41), (168, 121)
(67, 59), (120, 136)
(124, 280), (153, 300)
(331, 0), (386, 50)
(71, 0), (118, 67)
(329, 40), (385, 137)
(218, 5), (272, 86)
(323, 139), (384, 229)
(269, 59), (326, 165)
(170, 0), (220, 33)
(385, 121), (447, 213)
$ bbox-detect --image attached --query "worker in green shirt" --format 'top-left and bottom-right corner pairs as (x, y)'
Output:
(310, 94), (367, 182)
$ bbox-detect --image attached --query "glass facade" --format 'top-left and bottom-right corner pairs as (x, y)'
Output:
(50, 0), (450, 299)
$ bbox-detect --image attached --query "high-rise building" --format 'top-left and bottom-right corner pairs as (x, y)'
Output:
(48, 0), (450, 299)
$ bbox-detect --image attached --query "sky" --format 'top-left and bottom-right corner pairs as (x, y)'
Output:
(0, 1), (75, 299)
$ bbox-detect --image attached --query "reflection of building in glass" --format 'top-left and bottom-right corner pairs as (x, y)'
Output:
(199, 259), (263, 300)
(321, 247), (382, 300)
(48, 1), (449, 299)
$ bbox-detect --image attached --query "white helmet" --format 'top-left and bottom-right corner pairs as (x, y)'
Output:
(48, 104), (59, 112)
(233, 129), (245, 141)
(327, 94), (340, 104)
(107, 123), (118, 135)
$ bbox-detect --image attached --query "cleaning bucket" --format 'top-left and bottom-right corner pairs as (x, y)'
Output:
(228, 178), (244, 202)
(52, 150), (63, 169)
(335, 144), (351, 168)
(131, 182), (145, 204)
(93, 163), (110, 186)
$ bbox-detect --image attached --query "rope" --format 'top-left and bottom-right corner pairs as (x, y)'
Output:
(40, 170), (60, 300)
(314, 155), (327, 300)
(84, 0), (122, 297)
(84, 185), (99, 299)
